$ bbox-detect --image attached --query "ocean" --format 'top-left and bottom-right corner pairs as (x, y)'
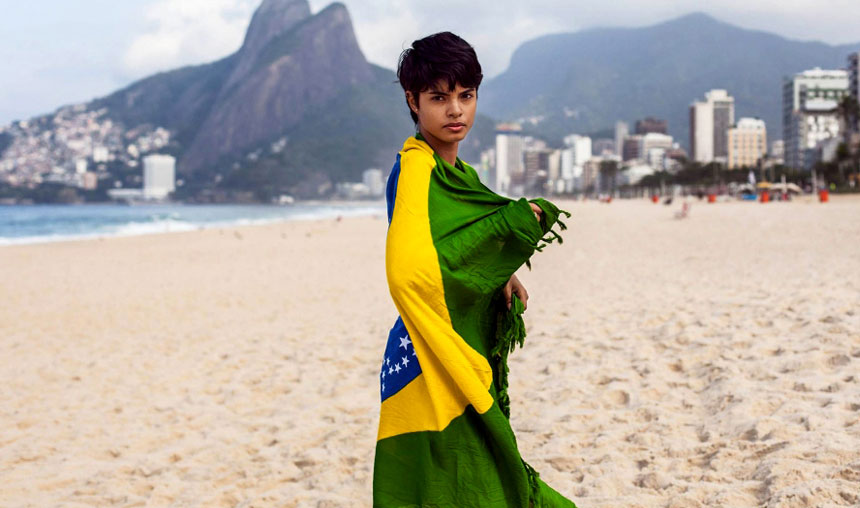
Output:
(0, 202), (385, 246)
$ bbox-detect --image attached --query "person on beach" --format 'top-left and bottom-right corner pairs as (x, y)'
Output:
(372, 32), (577, 507)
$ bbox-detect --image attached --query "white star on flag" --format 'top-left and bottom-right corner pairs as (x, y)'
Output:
(402, 356), (410, 368)
(399, 336), (411, 350)
(389, 367), (394, 375)
(394, 363), (401, 373)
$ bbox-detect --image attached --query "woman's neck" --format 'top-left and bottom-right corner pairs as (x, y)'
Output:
(418, 125), (458, 166)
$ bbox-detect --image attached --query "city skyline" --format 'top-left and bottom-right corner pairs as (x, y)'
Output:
(2, 0), (860, 126)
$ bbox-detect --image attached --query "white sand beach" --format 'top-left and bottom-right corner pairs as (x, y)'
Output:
(1, 195), (858, 507)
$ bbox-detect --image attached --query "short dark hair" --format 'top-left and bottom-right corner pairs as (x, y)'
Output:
(396, 32), (483, 124)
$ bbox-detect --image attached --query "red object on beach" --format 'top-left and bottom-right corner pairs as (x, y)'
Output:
(760, 191), (770, 203)
(707, 194), (716, 203)
(819, 190), (829, 203)
(651, 195), (659, 203)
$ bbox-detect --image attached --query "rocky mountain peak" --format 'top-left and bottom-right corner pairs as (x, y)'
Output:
(221, 0), (312, 94)
(242, 0), (311, 56)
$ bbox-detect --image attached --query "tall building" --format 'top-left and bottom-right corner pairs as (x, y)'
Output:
(563, 135), (592, 162)
(640, 133), (673, 154)
(614, 121), (629, 157)
(479, 148), (495, 185)
(622, 135), (642, 161)
(770, 140), (785, 165)
(560, 135), (592, 192)
(635, 117), (668, 135)
(494, 124), (524, 195)
(727, 118), (767, 169)
(639, 133), (674, 170)
(523, 148), (552, 195)
(142, 154), (176, 199)
(782, 68), (849, 170)
(363, 168), (384, 197)
(689, 89), (735, 163)
(547, 150), (562, 192)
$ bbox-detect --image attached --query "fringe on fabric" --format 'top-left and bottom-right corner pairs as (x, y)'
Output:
(491, 293), (527, 419)
(525, 207), (571, 270)
(495, 204), (572, 508)
(523, 460), (542, 508)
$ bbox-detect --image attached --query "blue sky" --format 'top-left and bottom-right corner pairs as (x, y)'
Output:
(1, 0), (858, 125)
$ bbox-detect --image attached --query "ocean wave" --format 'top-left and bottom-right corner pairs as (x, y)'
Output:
(0, 204), (385, 246)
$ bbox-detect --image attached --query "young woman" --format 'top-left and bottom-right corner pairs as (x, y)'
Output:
(373, 32), (576, 508)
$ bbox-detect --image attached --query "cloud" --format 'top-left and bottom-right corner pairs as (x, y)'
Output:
(123, 0), (860, 81)
(312, 0), (860, 77)
(121, 0), (258, 79)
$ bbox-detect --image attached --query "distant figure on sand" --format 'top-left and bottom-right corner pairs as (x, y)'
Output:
(373, 32), (577, 507)
(674, 201), (691, 220)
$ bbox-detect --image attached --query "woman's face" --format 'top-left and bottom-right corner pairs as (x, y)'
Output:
(407, 81), (477, 145)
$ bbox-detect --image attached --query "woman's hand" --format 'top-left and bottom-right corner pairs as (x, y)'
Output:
(529, 202), (542, 222)
(503, 274), (529, 311)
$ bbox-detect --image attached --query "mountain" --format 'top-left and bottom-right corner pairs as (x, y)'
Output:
(89, 0), (412, 198)
(482, 13), (860, 149)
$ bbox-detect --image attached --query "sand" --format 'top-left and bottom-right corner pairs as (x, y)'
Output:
(1, 195), (858, 507)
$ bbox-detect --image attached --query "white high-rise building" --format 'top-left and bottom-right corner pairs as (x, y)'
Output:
(494, 124), (523, 195)
(614, 121), (629, 157)
(564, 135), (592, 164)
(143, 154), (176, 199)
(640, 133), (673, 170)
(561, 135), (591, 191)
(770, 140), (785, 164)
(363, 168), (384, 197)
(782, 68), (849, 170)
(689, 89), (735, 163)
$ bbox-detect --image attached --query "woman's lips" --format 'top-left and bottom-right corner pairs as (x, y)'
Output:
(444, 124), (465, 132)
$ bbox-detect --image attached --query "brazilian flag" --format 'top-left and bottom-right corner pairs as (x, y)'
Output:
(374, 133), (577, 507)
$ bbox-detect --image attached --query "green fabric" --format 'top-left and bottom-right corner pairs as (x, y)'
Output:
(374, 133), (576, 507)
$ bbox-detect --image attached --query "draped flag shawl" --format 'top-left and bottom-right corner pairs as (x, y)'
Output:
(374, 134), (577, 508)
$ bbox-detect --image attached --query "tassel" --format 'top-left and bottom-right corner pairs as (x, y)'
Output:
(492, 294), (527, 419)
(524, 460), (542, 507)
(541, 229), (563, 245)
(524, 461), (542, 507)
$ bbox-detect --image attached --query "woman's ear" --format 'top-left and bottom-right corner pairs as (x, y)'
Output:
(406, 91), (418, 114)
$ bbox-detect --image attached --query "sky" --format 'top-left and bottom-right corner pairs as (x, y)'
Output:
(1, 0), (859, 125)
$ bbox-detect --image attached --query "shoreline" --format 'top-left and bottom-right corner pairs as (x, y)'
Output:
(3, 193), (858, 248)
(0, 201), (387, 247)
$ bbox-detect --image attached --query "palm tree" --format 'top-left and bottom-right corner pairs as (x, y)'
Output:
(599, 160), (619, 196)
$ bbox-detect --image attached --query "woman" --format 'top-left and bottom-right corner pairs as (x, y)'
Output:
(373, 32), (576, 508)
